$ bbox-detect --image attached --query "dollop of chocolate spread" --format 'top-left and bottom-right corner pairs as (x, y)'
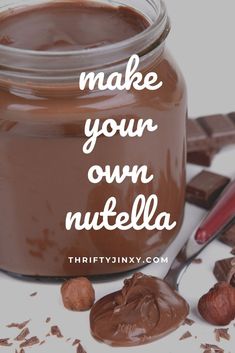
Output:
(90, 273), (189, 346)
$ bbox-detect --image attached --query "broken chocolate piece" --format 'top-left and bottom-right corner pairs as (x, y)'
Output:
(51, 325), (63, 338)
(219, 224), (235, 247)
(214, 328), (230, 342)
(213, 257), (235, 287)
(179, 331), (192, 340)
(20, 336), (39, 348)
(186, 170), (230, 209)
(15, 328), (30, 341)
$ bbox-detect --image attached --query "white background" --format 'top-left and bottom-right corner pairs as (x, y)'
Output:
(0, 1), (235, 353)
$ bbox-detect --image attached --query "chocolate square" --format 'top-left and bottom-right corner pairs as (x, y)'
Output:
(186, 170), (230, 209)
(198, 114), (235, 147)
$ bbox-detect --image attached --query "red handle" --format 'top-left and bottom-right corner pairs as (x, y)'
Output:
(195, 179), (235, 244)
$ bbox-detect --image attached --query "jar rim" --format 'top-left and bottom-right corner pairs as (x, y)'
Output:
(0, 0), (170, 79)
(0, 0), (168, 57)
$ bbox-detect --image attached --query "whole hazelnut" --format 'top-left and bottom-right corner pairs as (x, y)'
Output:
(61, 277), (95, 311)
(198, 282), (235, 326)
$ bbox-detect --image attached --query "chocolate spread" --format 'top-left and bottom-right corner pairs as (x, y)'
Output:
(90, 272), (189, 346)
(0, 1), (187, 277)
(0, 1), (148, 50)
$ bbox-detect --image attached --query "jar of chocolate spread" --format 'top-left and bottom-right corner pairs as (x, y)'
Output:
(0, 0), (187, 278)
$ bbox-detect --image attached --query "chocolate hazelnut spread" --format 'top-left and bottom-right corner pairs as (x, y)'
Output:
(0, 0), (187, 278)
(90, 272), (189, 346)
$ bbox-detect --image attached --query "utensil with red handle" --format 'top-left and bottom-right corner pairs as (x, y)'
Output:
(164, 179), (235, 290)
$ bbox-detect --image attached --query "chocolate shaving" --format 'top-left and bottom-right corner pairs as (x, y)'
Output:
(7, 320), (30, 329)
(0, 338), (12, 346)
(40, 340), (46, 345)
(183, 318), (195, 326)
(214, 328), (230, 342)
(192, 258), (202, 264)
(179, 331), (192, 340)
(15, 328), (30, 341)
(51, 325), (63, 338)
(77, 343), (87, 353)
(46, 317), (51, 323)
(73, 339), (81, 346)
(200, 343), (224, 353)
(30, 292), (37, 297)
(20, 336), (40, 348)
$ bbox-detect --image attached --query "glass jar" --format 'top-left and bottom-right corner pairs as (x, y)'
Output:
(0, 0), (187, 278)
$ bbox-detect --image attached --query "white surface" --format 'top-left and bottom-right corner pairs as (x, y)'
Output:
(1, 1), (235, 352)
(0, 147), (235, 352)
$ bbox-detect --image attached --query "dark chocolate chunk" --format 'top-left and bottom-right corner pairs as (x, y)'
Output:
(219, 224), (235, 247)
(213, 257), (235, 287)
(187, 149), (217, 167)
(186, 171), (230, 209)
(198, 114), (235, 147)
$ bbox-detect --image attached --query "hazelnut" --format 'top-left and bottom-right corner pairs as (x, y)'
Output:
(198, 282), (235, 326)
(61, 277), (95, 311)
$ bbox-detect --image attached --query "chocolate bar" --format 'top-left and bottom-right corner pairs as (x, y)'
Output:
(219, 224), (235, 247)
(187, 113), (235, 166)
(186, 170), (230, 209)
(213, 257), (235, 287)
